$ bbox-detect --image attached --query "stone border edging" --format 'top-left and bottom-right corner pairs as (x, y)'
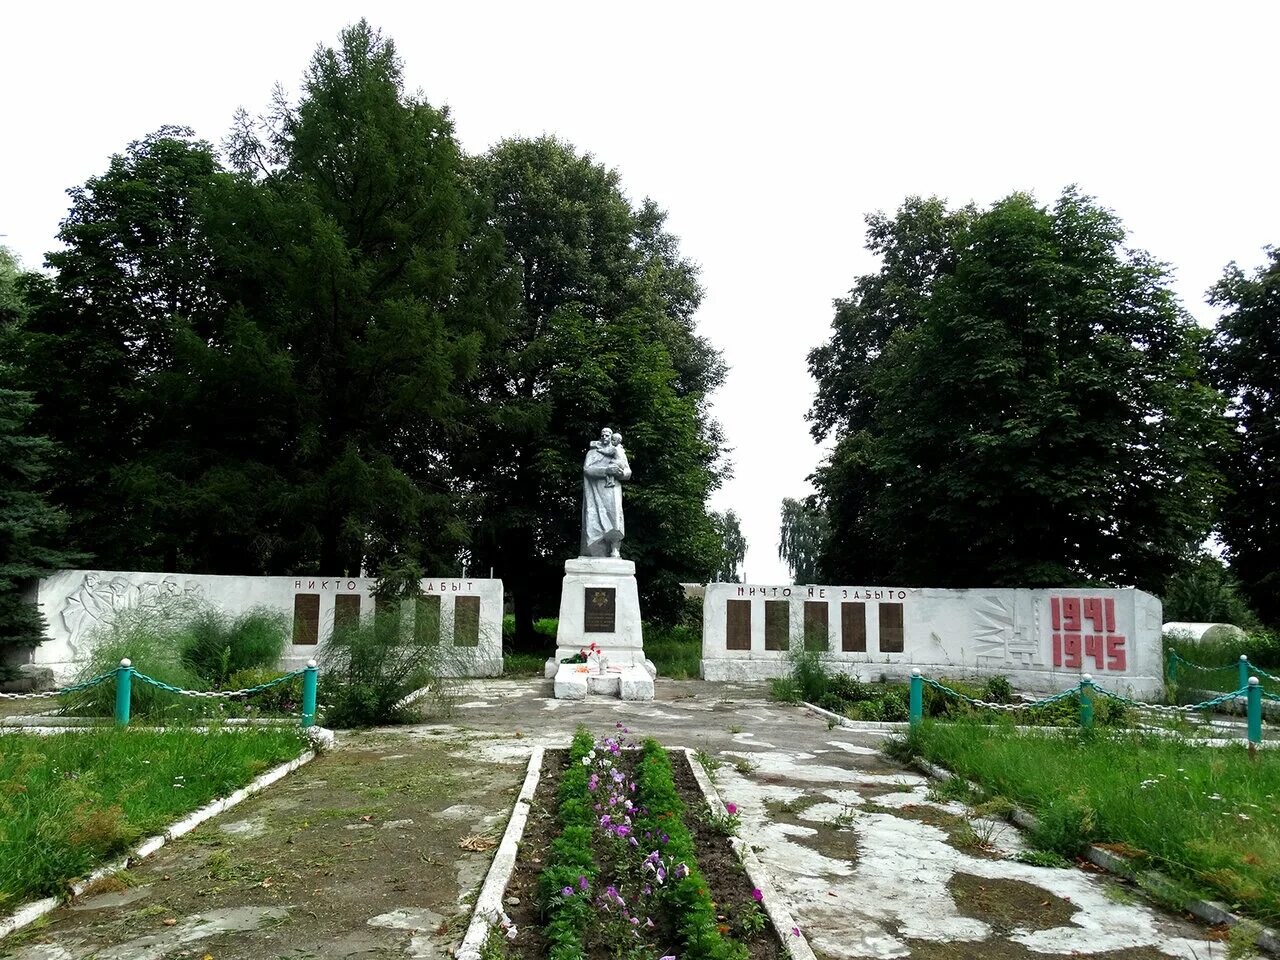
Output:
(683, 747), (817, 960)
(910, 755), (1280, 955)
(456, 745), (545, 960)
(0, 727), (333, 942)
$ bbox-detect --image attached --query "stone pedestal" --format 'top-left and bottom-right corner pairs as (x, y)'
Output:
(546, 557), (654, 700)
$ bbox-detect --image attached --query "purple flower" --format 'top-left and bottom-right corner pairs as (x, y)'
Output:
(561, 886), (573, 897)
(629, 836), (639, 847)
(578, 875), (589, 892)
(616, 825), (631, 837)
(606, 885), (619, 899)
(660, 955), (676, 960)
(752, 887), (763, 902)
(656, 866), (666, 883)
(676, 862), (689, 878)
(792, 927), (801, 937)
(600, 814), (611, 827)
(661, 833), (669, 844)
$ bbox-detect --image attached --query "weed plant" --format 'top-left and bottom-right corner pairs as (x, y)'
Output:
(319, 608), (464, 727)
(67, 603), (290, 719)
(0, 727), (306, 905)
(894, 722), (1280, 924)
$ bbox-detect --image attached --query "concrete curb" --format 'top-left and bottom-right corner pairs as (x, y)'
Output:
(684, 748), (817, 960)
(456, 746), (544, 960)
(0, 727), (332, 942)
(910, 756), (1280, 955)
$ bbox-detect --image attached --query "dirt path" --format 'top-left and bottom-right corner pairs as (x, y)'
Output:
(2, 680), (1233, 959)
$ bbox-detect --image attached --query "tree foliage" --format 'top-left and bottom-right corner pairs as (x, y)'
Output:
(807, 189), (1226, 592)
(1160, 554), (1259, 629)
(13, 23), (729, 657)
(1207, 248), (1280, 625)
(711, 510), (747, 583)
(464, 136), (727, 645)
(0, 248), (81, 665)
(778, 496), (826, 584)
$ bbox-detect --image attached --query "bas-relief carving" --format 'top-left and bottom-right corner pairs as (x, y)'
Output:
(60, 574), (204, 656)
(971, 594), (1044, 671)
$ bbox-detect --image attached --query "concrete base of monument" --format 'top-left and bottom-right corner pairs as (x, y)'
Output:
(551, 662), (655, 701)
(549, 556), (653, 699)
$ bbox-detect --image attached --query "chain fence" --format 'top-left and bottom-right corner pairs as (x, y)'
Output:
(1, 661), (318, 728)
(909, 669), (1267, 746)
(0, 670), (116, 701)
(131, 669), (306, 699)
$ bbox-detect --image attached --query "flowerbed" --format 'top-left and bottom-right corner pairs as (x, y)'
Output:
(499, 725), (783, 960)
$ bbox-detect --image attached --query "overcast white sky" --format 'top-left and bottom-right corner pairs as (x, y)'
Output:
(2, 2), (1276, 583)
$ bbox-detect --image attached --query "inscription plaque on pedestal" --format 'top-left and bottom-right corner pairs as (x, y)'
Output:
(584, 587), (617, 633)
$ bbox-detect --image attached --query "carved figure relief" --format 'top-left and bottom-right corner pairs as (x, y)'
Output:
(60, 574), (204, 655)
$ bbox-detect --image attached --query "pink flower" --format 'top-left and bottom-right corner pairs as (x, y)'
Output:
(792, 927), (801, 937)
(752, 888), (763, 902)
(725, 802), (737, 815)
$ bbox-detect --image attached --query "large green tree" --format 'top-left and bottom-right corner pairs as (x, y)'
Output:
(0, 248), (81, 669)
(808, 189), (1225, 591)
(26, 23), (507, 577)
(21, 128), (228, 570)
(778, 496), (826, 584)
(465, 137), (727, 646)
(711, 510), (747, 583)
(218, 19), (508, 575)
(1206, 248), (1280, 625)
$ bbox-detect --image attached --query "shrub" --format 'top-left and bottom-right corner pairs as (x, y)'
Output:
(224, 666), (302, 715)
(68, 605), (206, 719)
(770, 675), (800, 703)
(319, 609), (463, 727)
(179, 608), (288, 687)
(982, 675), (1013, 704)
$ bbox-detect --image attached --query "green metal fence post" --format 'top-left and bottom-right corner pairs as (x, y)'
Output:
(1168, 650), (1177, 684)
(909, 669), (923, 728)
(1247, 676), (1262, 750)
(302, 659), (318, 728)
(114, 658), (132, 727)
(1080, 675), (1094, 730)
(1239, 655), (1250, 695)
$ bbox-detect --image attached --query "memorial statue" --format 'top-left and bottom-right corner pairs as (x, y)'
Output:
(581, 427), (632, 558)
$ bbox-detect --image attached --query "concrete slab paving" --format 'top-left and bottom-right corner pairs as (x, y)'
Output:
(0, 678), (1230, 959)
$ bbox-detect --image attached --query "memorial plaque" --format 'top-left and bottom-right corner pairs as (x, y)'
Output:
(726, 599), (751, 650)
(584, 587), (616, 633)
(454, 596), (481, 647)
(765, 600), (789, 651)
(841, 601), (867, 652)
(334, 593), (361, 630)
(415, 594), (442, 643)
(879, 602), (905, 652)
(803, 600), (828, 652)
(292, 593), (320, 645)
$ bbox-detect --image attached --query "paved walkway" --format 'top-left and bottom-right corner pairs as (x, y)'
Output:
(3, 680), (1224, 959)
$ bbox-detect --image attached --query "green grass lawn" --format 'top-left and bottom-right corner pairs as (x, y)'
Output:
(0, 727), (308, 906)
(897, 722), (1280, 924)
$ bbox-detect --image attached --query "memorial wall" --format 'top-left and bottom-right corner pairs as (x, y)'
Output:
(22, 570), (504, 682)
(701, 583), (1164, 698)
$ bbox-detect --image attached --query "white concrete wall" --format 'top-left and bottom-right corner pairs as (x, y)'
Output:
(24, 570), (503, 682)
(702, 583), (1164, 699)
